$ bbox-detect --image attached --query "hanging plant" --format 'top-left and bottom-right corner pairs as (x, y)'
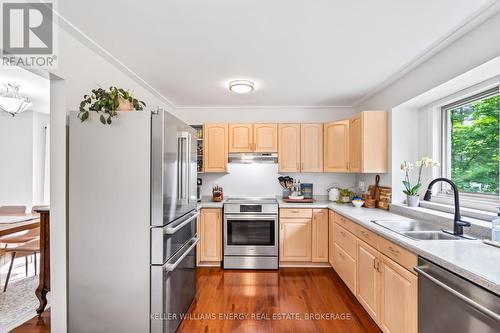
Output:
(78, 86), (146, 125)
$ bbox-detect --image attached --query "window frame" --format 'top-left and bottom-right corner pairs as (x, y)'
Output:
(439, 86), (500, 211)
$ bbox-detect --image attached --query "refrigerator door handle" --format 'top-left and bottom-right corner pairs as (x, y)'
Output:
(163, 237), (200, 272)
(164, 211), (199, 235)
(177, 132), (191, 202)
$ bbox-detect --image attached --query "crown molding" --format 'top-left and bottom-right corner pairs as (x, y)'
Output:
(174, 105), (353, 110)
(353, 0), (500, 109)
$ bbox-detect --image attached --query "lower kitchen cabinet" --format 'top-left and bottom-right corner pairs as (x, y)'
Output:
(380, 255), (418, 333)
(312, 209), (329, 262)
(198, 208), (222, 265)
(331, 212), (418, 333)
(328, 210), (335, 267)
(334, 243), (356, 294)
(279, 218), (312, 261)
(356, 239), (381, 323)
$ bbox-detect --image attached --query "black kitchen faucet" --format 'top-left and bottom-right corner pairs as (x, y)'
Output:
(423, 178), (471, 236)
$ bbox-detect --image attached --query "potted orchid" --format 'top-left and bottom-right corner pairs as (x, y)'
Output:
(401, 157), (440, 207)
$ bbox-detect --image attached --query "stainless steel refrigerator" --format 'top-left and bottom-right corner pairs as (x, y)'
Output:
(69, 109), (198, 333)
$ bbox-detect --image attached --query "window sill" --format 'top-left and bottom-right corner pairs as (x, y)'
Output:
(420, 199), (496, 222)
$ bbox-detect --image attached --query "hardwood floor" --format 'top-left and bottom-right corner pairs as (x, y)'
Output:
(10, 310), (50, 333)
(178, 268), (381, 333)
(12, 268), (381, 333)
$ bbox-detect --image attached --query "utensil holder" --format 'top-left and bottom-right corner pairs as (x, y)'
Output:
(282, 189), (291, 199)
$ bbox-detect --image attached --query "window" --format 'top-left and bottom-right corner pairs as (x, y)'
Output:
(442, 87), (500, 199)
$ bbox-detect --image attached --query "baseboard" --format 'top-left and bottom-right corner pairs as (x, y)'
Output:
(279, 262), (332, 268)
(197, 261), (221, 267)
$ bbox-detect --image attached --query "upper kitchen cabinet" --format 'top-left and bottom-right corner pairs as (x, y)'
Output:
(301, 124), (323, 172)
(278, 123), (323, 173)
(204, 123), (228, 173)
(324, 120), (349, 172)
(349, 111), (388, 173)
(229, 123), (278, 153)
(229, 124), (253, 152)
(278, 124), (301, 172)
(254, 123), (278, 152)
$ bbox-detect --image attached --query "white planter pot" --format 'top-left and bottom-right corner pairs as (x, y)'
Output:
(407, 195), (420, 207)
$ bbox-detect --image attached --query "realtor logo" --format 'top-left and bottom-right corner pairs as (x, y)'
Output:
(1, 1), (57, 68)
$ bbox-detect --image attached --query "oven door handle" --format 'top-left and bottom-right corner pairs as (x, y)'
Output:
(163, 237), (199, 272)
(225, 214), (277, 220)
(164, 212), (199, 234)
(414, 266), (500, 322)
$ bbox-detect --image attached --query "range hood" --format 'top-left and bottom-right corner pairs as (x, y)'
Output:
(228, 152), (278, 164)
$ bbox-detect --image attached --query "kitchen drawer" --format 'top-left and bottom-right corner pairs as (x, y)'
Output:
(355, 225), (379, 249)
(334, 243), (356, 294)
(334, 224), (357, 259)
(334, 213), (356, 234)
(378, 237), (417, 273)
(280, 208), (312, 219)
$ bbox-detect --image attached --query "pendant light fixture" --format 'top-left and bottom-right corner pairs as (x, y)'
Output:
(0, 84), (33, 117)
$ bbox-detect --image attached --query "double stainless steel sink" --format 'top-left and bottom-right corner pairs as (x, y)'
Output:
(372, 219), (474, 240)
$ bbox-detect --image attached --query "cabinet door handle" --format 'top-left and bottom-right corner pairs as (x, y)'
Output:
(361, 230), (369, 238)
(388, 246), (400, 255)
(301, 162), (304, 170)
(297, 162), (300, 171)
(340, 231), (346, 237)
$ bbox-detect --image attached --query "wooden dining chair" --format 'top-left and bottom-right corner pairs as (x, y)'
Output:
(0, 206), (27, 215)
(3, 238), (40, 292)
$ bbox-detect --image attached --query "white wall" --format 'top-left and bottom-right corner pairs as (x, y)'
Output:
(356, 10), (500, 201)
(0, 110), (49, 210)
(201, 163), (355, 197)
(177, 107), (354, 124)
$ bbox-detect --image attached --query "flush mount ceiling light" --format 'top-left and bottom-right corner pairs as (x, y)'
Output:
(229, 80), (254, 94)
(0, 84), (32, 117)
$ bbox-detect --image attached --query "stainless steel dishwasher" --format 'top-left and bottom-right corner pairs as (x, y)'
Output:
(415, 257), (500, 333)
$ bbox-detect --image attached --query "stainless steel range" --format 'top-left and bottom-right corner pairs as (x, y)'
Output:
(223, 197), (279, 269)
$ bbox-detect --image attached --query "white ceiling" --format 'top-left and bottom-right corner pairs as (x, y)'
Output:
(58, 0), (495, 108)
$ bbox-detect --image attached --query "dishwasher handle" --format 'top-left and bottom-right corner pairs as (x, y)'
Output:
(414, 266), (500, 322)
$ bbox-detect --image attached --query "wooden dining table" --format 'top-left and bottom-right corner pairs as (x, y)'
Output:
(0, 209), (50, 315)
(0, 214), (40, 237)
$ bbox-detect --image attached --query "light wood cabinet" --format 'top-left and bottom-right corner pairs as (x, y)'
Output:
(229, 124), (253, 153)
(301, 124), (323, 172)
(198, 208), (222, 263)
(311, 209), (328, 262)
(331, 212), (418, 333)
(324, 120), (349, 172)
(203, 124), (228, 173)
(279, 218), (312, 261)
(229, 123), (277, 153)
(380, 255), (418, 333)
(357, 240), (381, 323)
(334, 243), (356, 294)
(349, 111), (388, 173)
(349, 114), (362, 172)
(328, 212), (335, 268)
(278, 124), (301, 172)
(254, 123), (278, 152)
